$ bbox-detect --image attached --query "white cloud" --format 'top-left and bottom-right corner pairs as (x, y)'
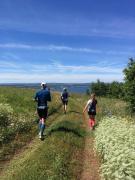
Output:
(0, 60), (124, 83)
(0, 60), (123, 74)
(0, 13), (135, 39)
(0, 43), (101, 53)
(0, 43), (32, 49)
(0, 43), (133, 56)
(0, 72), (123, 83)
(31, 60), (123, 74)
(0, 60), (20, 68)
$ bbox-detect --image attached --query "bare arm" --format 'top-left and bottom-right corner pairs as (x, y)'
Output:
(82, 103), (88, 121)
(83, 99), (91, 113)
(83, 103), (88, 113)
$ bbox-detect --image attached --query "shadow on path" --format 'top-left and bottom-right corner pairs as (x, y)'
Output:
(69, 110), (82, 114)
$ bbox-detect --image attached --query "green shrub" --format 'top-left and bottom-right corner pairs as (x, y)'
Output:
(123, 58), (135, 113)
(0, 128), (16, 144)
(95, 116), (135, 180)
(0, 103), (13, 127)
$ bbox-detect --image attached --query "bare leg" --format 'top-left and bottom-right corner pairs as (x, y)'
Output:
(64, 104), (67, 113)
(89, 115), (95, 130)
(39, 118), (45, 138)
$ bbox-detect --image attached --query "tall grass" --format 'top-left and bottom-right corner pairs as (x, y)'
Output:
(0, 87), (61, 163)
(1, 91), (86, 180)
(83, 94), (131, 123)
(1, 132), (84, 180)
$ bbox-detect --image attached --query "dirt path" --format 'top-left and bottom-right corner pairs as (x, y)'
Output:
(80, 116), (101, 180)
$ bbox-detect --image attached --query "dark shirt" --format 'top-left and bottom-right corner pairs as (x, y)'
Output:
(88, 99), (97, 113)
(35, 88), (51, 107)
(61, 92), (68, 101)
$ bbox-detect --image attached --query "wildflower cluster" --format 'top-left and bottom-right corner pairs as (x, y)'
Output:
(0, 103), (13, 127)
(95, 116), (135, 180)
(0, 104), (33, 145)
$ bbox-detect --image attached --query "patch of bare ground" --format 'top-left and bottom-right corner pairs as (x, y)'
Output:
(80, 115), (101, 180)
(80, 136), (101, 180)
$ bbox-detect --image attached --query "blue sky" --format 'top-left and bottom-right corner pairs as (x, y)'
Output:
(0, 0), (135, 83)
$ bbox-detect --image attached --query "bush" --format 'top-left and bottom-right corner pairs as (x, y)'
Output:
(123, 58), (135, 113)
(95, 116), (135, 180)
(0, 128), (16, 144)
(90, 80), (124, 98)
(91, 79), (108, 96)
(0, 103), (13, 127)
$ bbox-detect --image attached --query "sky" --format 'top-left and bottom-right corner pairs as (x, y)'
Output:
(0, 0), (135, 83)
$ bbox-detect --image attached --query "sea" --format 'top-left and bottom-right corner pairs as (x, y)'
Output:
(0, 83), (90, 94)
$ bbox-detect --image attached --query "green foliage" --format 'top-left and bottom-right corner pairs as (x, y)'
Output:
(0, 87), (36, 115)
(91, 79), (108, 96)
(95, 116), (135, 180)
(90, 79), (124, 98)
(0, 87), (36, 148)
(0, 103), (13, 127)
(108, 81), (124, 99)
(96, 97), (128, 123)
(0, 128), (16, 144)
(123, 58), (135, 113)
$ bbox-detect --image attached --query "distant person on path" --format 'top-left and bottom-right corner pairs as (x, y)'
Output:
(83, 93), (97, 130)
(34, 82), (51, 139)
(61, 88), (69, 114)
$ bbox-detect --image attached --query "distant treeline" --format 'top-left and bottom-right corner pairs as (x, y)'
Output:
(89, 80), (124, 98)
(87, 58), (135, 113)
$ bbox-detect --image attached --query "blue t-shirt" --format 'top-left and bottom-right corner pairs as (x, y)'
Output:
(35, 88), (51, 107)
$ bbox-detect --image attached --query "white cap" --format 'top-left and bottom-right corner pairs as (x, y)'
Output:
(41, 82), (46, 86)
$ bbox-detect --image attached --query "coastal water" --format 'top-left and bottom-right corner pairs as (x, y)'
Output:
(0, 83), (90, 94)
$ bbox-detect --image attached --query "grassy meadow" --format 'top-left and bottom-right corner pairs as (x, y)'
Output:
(0, 87), (61, 163)
(0, 86), (134, 180)
(0, 87), (86, 179)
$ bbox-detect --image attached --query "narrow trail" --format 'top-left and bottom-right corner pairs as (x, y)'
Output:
(80, 135), (101, 180)
(76, 98), (101, 180)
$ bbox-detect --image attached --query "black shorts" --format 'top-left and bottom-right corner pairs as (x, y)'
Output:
(62, 100), (68, 105)
(88, 111), (96, 116)
(37, 107), (48, 119)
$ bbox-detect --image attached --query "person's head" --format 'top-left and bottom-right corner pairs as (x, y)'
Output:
(91, 93), (96, 99)
(63, 88), (67, 92)
(41, 82), (47, 89)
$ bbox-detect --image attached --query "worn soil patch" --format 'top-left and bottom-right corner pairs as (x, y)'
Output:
(81, 136), (101, 180)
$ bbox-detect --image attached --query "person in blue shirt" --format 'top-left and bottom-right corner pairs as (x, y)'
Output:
(34, 82), (51, 139)
(61, 88), (69, 114)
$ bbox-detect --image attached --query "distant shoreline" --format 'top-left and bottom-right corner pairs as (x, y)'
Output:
(0, 83), (90, 94)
